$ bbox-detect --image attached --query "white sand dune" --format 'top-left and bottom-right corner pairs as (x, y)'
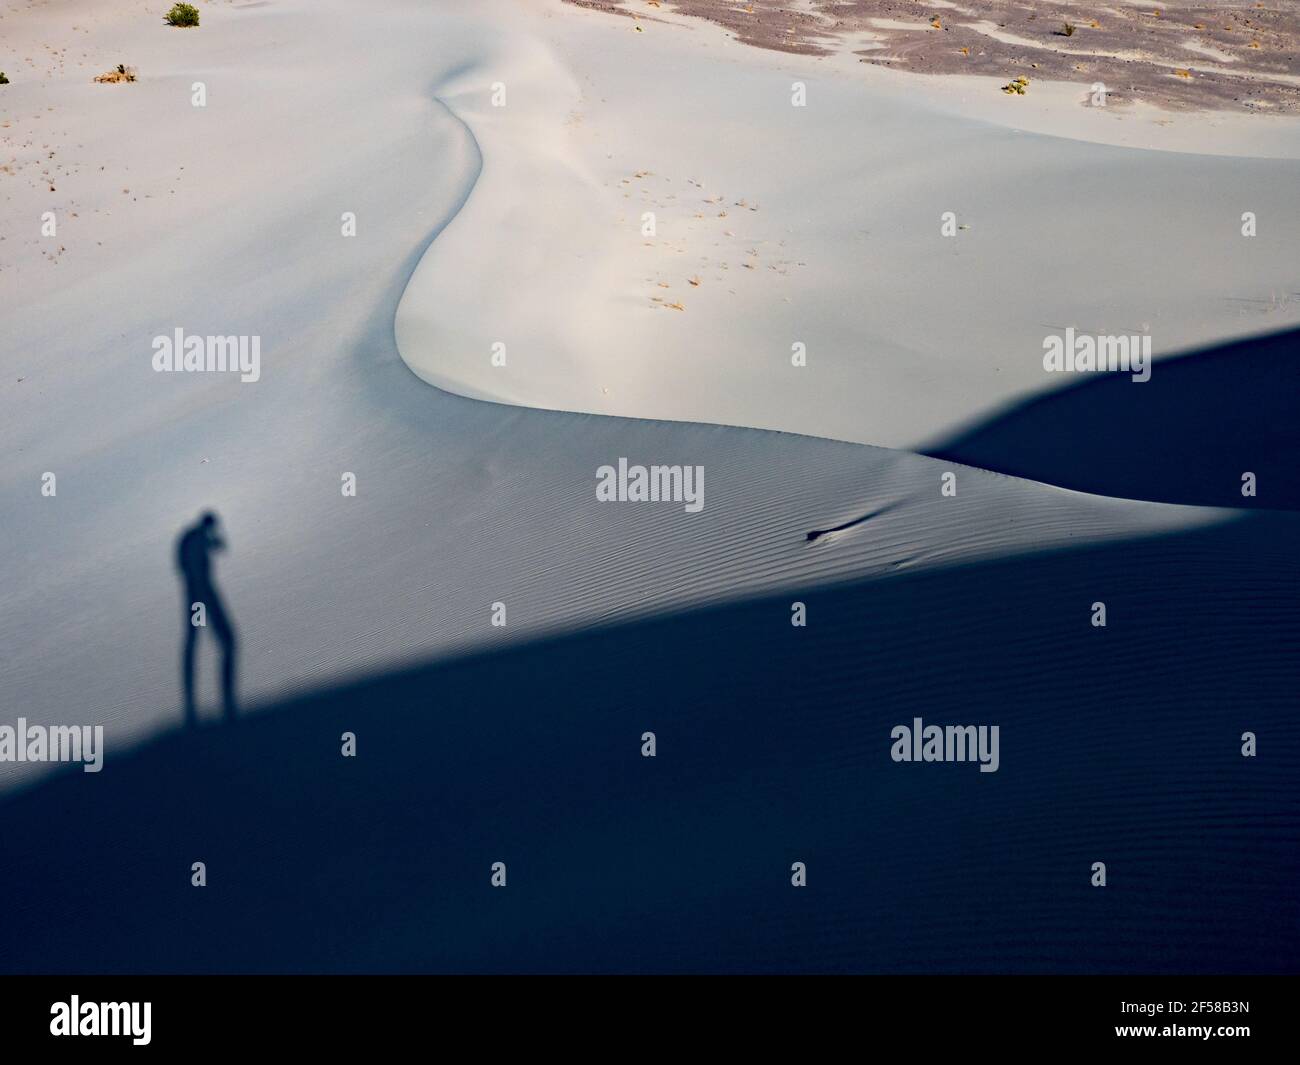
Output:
(0, 0), (1291, 792)
(395, 0), (1300, 449)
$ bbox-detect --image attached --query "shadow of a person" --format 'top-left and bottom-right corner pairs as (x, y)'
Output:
(176, 511), (238, 725)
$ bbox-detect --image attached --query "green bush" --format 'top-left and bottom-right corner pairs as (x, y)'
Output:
(164, 3), (200, 27)
(0, 72), (9, 85)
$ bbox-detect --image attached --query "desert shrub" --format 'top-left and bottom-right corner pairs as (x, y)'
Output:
(1061, 22), (1076, 37)
(165, 3), (200, 27)
(0, 73), (9, 85)
(94, 64), (138, 83)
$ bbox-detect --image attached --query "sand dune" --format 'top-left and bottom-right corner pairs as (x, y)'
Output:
(396, 1), (1300, 451)
(1, 0), (1296, 979)
(4, 0), (1265, 795)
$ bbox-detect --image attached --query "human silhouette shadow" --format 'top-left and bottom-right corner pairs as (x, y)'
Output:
(176, 511), (238, 725)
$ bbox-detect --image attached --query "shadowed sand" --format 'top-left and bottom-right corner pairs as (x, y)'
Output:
(928, 326), (1300, 509)
(1, 511), (1296, 973)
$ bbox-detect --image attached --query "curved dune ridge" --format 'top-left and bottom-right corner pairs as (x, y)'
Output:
(395, 3), (1300, 506)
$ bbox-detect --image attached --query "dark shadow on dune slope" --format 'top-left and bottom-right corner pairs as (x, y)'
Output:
(927, 327), (1300, 509)
(1, 511), (1297, 974)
